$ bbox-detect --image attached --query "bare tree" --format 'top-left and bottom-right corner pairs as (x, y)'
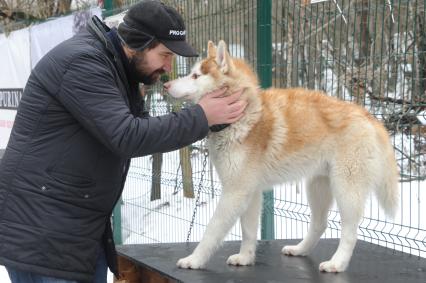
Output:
(0, 0), (97, 34)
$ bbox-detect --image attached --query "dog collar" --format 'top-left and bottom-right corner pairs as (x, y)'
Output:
(209, 124), (230, 132)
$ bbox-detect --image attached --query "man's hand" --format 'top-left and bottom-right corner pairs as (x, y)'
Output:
(198, 87), (247, 126)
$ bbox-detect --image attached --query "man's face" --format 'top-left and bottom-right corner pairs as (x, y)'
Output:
(128, 43), (175, 84)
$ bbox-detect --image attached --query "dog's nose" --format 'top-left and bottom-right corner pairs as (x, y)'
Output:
(163, 82), (170, 91)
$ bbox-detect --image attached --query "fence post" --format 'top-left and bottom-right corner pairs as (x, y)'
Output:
(113, 198), (123, 245)
(106, 0), (120, 245)
(103, 0), (114, 17)
(257, 0), (274, 240)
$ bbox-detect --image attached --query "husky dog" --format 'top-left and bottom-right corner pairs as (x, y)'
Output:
(164, 40), (399, 272)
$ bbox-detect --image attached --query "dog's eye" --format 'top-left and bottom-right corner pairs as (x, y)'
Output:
(191, 73), (199, 79)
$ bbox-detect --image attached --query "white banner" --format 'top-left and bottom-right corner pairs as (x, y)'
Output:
(0, 28), (31, 89)
(0, 7), (102, 149)
(30, 7), (102, 68)
(0, 109), (17, 149)
(0, 28), (30, 149)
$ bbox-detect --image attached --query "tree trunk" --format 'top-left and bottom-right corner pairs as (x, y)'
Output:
(58, 0), (72, 15)
(151, 153), (163, 201)
(179, 147), (194, 198)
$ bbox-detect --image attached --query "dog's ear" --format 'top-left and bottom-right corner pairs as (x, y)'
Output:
(217, 40), (234, 74)
(207, 41), (217, 58)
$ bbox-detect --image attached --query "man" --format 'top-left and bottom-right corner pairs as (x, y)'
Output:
(0, 1), (246, 282)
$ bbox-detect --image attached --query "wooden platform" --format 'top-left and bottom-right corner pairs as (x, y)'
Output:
(116, 239), (426, 283)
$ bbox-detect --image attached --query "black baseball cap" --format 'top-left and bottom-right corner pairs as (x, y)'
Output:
(117, 0), (198, 57)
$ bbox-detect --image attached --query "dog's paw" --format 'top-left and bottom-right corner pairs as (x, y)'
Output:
(319, 260), (347, 273)
(176, 255), (205, 269)
(226, 253), (255, 266)
(281, 245), (308, 256)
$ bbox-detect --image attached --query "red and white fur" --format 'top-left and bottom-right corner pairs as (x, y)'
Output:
(164, 40), (399, 272)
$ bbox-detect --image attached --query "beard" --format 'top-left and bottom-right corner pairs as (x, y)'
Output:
(128, 53), (165, 85)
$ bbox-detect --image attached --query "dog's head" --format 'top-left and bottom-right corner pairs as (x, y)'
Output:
(164, 40), (258, 103)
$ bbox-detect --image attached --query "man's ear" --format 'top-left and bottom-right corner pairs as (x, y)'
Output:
(216, 40), (234, 74)
(207, 41), (217, 58)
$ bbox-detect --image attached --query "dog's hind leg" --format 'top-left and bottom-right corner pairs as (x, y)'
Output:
(318, 177), (367, 272)
(282, 176), (332, 256)
(177, 189), (256, 269)
(227, 190), (263, 266)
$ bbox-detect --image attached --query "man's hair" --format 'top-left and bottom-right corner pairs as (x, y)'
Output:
(126, 39), (160, 55)
(117, 28), (160, 52)
(122, 38), (161, 53)
(145, 39), (160, 50)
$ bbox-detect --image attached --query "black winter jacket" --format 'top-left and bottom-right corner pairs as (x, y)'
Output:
(0, 16), (208, 282)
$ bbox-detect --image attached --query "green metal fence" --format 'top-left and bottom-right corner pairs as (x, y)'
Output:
(112, 0), (426, 257)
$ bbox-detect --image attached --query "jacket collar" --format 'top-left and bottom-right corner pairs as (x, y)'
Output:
(107, 28), (139, 84)
(87, 16), (115, 56)
(87, 16), (132, 106)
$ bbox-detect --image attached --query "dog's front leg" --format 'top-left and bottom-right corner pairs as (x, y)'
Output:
(226, 190), (263, 266)
(177, 191), (253, 269)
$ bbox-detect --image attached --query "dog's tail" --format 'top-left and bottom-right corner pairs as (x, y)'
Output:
(375, 142), (399, 218)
